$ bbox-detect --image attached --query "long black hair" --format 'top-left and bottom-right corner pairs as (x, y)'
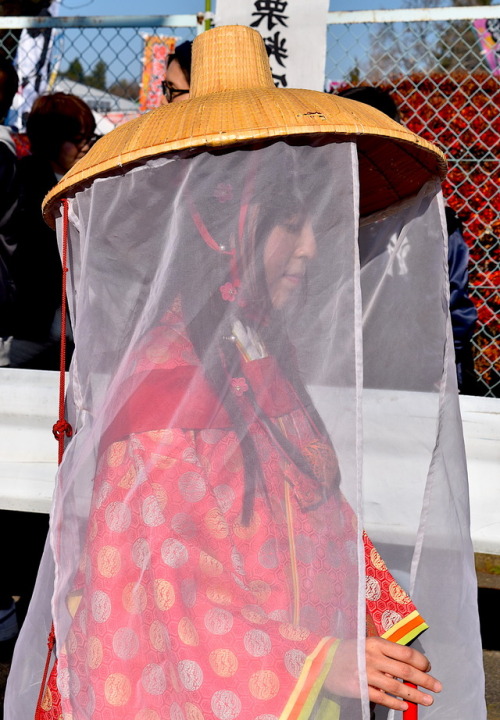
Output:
(172, 148), (340, 523)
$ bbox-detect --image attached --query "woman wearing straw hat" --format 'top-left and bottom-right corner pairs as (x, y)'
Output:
(5, 25), (485, 720)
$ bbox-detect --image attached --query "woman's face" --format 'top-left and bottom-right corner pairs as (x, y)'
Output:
(53, 134), (93, 175)
(161, 59), (190, 105)
(263, 215), (316, 310)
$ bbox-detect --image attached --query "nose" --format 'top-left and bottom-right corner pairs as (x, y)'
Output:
(294, 219), (316, 260)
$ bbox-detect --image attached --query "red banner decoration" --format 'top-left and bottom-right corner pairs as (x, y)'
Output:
(139, 35), (177, 112)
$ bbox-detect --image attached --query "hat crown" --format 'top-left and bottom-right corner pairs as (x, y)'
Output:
(190, 25), (275, 98)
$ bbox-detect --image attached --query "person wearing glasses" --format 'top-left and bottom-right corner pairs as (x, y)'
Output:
(9, 92), (97, 370)
(161, 40), (192, 104)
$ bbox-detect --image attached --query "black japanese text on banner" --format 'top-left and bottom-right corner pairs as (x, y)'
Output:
(214, 0), (329, 91)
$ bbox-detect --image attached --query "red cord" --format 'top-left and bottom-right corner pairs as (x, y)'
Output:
(52, 198), (73, 464)
(36, 199), (74, 719)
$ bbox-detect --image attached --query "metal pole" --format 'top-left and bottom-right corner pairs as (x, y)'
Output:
(204, 0), (212, 31)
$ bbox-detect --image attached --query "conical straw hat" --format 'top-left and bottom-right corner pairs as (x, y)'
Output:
(43, 24), (446, 224)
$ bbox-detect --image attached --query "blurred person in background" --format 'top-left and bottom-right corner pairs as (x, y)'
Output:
(9, 92), (96, 370)
(0, 57), (20, 657)
(336, 85), (479, 395)
(0, 58), (19, 368)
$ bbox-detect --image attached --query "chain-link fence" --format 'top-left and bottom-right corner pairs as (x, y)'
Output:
(0, 9), (498, 394)
(326, 7), (499, 397)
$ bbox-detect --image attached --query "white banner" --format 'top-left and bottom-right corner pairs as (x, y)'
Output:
(214, 0), (329, 91)
(10, 0), (61, 130)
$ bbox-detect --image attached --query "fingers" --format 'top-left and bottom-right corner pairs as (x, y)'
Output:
(365, 637), (442, 710)
(368, 655), (441, 693)
(368, 673), (437, 709)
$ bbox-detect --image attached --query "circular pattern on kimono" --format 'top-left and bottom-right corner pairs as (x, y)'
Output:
(284, 649), (307, 678)
(255, 715), (279, 720)
(113, 627), (139, 660)
(178, 660), (203, 691)
(248, 579), (272, 604)
(40, 685), (53, 711)
(182, 446), (199, 464)
(142, 496), (166, 527)
(150, 619), (171, 652)
(389, 581), (411, 605)
(370, 546), (387, 571)
(199, 551), (223, 577)
(154, 579), (175, 611)
(258, 538), (278, 570)
(214, 484), (236, 512)
(233, 511), (261, 540)
(105, 673), (132, 706)
(211, 690), (242, 720)
(205, 508), (230, 539)
(87, 636), (104, 669)
(151, 482), (168, 509)
(185, 702), (205, 720)
(178, 617), (199, 646)
(56, 666), (70, 699)
(142, 664), (167, 695)
(279, 623), (310, 642)
(91, 590), (111, 623)
(132, 538), (151, 570)
(178, 472), (207, 502)
(135, 710), (161, 720)
(118, 465), (137, 489)
(172, 512), (198, 539)
(206, 581), (232, 606)
(231, 547), (245, 575)
(381, 609), (403, 631)
(243, 629), (271, 657)
(161, 538), (189, 567)
(365, 576), (382, 602)
(241, 605), (268, 625)
(97, 545), (121, 578)
(209, 648), (238, 677)
(249, 670), (280, 700)
(122, 582), (148, 614)
(105, 502), (132, 533)
(107, 441), (127, 467)
(204, 608), (233, 635)
(95, 481), (112, 509)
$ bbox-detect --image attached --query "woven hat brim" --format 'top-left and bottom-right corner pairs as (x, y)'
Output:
(43, 88), (446, 225)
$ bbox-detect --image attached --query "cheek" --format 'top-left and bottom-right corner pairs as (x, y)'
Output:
(58, 142), (78, 171)
(263, 232), (291, 286)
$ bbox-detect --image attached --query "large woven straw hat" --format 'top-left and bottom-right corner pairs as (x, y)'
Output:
(43, 24), (446, 223)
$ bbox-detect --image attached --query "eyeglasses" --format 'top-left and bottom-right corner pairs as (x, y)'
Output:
(72, 133), (100, 150)
(161, 81), (190, 103)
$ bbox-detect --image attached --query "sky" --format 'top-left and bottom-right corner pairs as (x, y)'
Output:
(58, 0), (468, 15)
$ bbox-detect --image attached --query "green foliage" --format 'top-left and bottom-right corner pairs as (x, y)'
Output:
(86, 59), (107, 91)
(64, 58), (85, 84)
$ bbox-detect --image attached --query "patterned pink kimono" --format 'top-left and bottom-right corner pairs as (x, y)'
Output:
(38, 304), (426, 720)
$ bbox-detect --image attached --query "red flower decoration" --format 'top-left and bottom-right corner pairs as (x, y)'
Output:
(219, 282), (238, 302)
(231, 378), (248, 396)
